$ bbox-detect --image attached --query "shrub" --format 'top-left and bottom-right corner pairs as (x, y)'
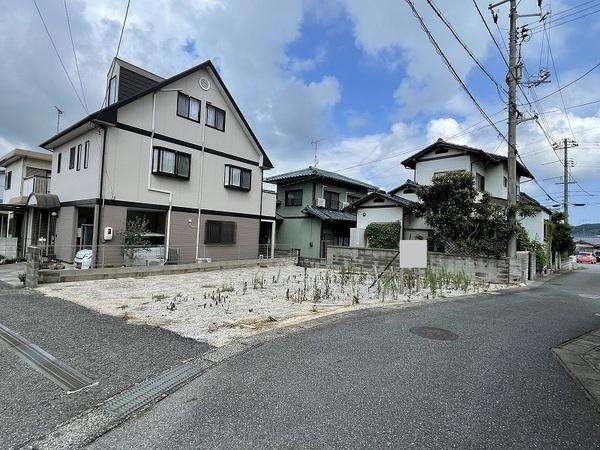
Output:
(365, 221), (401, 249)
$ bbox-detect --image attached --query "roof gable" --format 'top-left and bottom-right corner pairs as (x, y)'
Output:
(40, 60), (273, 168)
(265, 166), (378, 191)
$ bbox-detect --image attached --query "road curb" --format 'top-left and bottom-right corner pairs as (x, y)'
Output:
(552, 329), (600, 413)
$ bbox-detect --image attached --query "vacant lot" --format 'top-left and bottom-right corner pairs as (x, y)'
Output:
(38, 264), (503, 346)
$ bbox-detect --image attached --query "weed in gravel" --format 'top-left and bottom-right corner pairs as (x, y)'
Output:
(152, 293), (168, 301)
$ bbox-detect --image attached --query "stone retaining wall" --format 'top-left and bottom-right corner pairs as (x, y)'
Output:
(0, 237), (18, 259)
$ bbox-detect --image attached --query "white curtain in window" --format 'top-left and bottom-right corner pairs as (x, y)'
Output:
(161, 150), (176, 174)
(177, 94), (189, 117)
(230, 167), (241, 186)
(189, 98), (200, 121)
(215, 109), (225, 130)
(176, 154), (190, 177)
(206, 105), (216, 127)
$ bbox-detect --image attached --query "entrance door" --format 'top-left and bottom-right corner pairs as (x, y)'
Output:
(81, 224), (94, 249)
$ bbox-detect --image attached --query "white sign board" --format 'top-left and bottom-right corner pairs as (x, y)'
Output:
(399, 240), (427, 269)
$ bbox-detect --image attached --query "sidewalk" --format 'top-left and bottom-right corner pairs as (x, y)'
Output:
(553, 329), (600, 408)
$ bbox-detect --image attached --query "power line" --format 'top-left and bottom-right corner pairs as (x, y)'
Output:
(405, 0), (510, 148)
(63, 0), (88, 113)
(32, 0), (87, 113)
(101, 0), (131, 108)
(525, 60), (600, 104)
(425, 0), (507, 97)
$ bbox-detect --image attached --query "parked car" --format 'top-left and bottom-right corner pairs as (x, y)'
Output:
(576, 252), (597, 264)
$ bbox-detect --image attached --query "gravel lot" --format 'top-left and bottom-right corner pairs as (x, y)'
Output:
(38, 264), (504, 346)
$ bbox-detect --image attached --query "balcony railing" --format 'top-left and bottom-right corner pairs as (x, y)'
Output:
(22, 176), (51, 195)
(313, 198), (343, 211)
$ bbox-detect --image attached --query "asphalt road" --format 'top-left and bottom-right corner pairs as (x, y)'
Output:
(90, 266), (600, 449)
(0, 285), (210, 449)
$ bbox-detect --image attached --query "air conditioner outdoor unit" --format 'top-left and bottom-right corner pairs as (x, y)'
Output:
(316, 197), (326, 207)
(341, 201), (349, 208)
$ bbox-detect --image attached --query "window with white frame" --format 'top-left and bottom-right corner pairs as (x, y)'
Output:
(152, 147), (191, 179)
(206, 104), (225, 131)
(76, 144), (82, 171)
(69, 147), (75, 169)
(177, 93), (201, 122)
(224, 164), (251, 190)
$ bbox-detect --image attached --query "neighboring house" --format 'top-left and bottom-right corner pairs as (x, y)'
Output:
(348, 139), (549, 249)
(0, 149), (53, 254)
(0, 167), (6, 238)
(265, 167), (377, 258)
(519, 192), (552, 244)
(347, 191), (413, 247)
(0, 167), (4, 203)
(575, 237), (600, 256)
(40, 58), (275, 265)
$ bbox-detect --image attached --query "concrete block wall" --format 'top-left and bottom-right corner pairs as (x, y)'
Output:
(327, 246), (529, 284)
(326, 246), (399, 273)
(0, 237), (18, 259)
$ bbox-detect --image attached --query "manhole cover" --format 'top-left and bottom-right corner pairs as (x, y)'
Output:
(409, 326), (458, 341)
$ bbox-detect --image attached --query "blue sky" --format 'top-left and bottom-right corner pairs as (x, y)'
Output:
(1, 0), (600, 225)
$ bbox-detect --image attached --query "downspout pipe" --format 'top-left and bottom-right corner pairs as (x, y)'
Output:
(195, 104), (207, 262)
(149, 89), (179, 264)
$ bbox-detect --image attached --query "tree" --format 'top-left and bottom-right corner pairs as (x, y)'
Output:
(365, 221), (402, 249)
(550, 212), (575, 255)
(410, 172), (535, 257)
(118, 216), (151, 261)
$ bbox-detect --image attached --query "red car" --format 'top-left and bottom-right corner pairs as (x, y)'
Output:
(576, 252), (597, 264)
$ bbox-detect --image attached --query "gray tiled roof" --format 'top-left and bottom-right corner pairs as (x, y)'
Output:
(388, 179), (419, 195)
(303, 206), (357, 222)
(345, 191), (413, 211)
(265, 166), (378, 191)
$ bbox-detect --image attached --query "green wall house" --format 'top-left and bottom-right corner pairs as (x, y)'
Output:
(265, 167), (378, 258)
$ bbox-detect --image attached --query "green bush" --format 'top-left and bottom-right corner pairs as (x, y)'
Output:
(365, 221), (401, 249)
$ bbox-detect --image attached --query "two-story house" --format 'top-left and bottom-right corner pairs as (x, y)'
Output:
(265, 167), (377, 258)
(40, 58), (275, 266)
(348, 139), (550, 248)
(0, 149), (54, 255)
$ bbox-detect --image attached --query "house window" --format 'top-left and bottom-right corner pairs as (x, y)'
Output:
(544, 220), (549, 241)
(84, 141), (90, 169)
(324, 190), (340, 210)
(69, 147), (76, 169)
(347, 194), (361, 204)
(108, 76), (117, 105)
(76, 144), (82, 171)
(476, 173), (485, 192)
(57, 153), (62, 174)
(176, 93), (201, 122)
(206, 104), (225, 131)
(205, 220), (236, 245)
(285, 189), (303, 206)
(152, 147), (191, 179)
(503, 176), (508, 187)
(5, 171), (11, 190)
(224, 165), (251, 190)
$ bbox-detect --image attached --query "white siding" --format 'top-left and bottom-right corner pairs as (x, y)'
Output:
(51, 127), (103, 202)
(414, 155), (471, 185)
(520, 209), (549, 243)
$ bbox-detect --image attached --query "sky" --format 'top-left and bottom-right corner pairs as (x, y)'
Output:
(1, 0), (600, 225)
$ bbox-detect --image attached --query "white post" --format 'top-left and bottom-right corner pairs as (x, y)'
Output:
(270, 220), (276, 259)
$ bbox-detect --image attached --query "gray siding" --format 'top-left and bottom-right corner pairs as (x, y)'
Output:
(197, 213), (260, 261)
(54, 206), (77, 262)
(118, 67), (160, 102)
(169, 211), (198, 264)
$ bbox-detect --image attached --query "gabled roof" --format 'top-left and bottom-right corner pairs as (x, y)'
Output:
(0, 148), (52, 167)
(40, 60), (273, 169)
(345, 191), (413, 211)
(401, 139), (534, 179)
(302, 206), (356, 222)
(388, 179), (419, 195)
(519, 192), (553, 214)
(265, 166), (378, 191)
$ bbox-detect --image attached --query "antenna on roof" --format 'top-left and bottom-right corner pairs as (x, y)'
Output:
(54, 106), (63, 133)
(311, 138), (324, 168)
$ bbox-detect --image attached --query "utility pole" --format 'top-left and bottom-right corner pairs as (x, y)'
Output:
(506, 0), (518, 258)
(489, 0), (542, 258)
(552, 138), (578, 224)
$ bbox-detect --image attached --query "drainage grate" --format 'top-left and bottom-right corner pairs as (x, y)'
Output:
(409, 326), (459, 341)
(102, 362), (204, 417)
(0, 322), (95, 392)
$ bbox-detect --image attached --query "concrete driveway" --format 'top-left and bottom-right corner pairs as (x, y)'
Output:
(90, 269), (600, 449)
(0, 285), (210, 449)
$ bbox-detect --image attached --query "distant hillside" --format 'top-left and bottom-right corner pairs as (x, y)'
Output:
(572, 223), (600, 236)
